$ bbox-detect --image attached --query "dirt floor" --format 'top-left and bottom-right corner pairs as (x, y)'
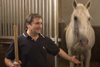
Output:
(58, 58), (100, 67)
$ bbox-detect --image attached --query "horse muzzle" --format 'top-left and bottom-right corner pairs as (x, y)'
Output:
(74, 39), (88, 48)
(80, 39), (88, 47)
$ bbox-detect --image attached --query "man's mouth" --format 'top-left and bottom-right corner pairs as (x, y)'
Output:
(36, 28), (41, 30)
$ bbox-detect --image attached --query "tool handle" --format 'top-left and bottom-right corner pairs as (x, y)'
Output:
(14, 25), (19, 62)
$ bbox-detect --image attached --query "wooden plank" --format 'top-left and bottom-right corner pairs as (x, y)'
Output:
(0, 36), (14, 39)
(0, 42), (11, 44)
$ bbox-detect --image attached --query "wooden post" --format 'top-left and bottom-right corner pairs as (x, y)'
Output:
(13, 25), (19, 62)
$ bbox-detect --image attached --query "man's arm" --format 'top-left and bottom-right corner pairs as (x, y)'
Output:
(4, 58), (13, 67)
(58, 48), (81, 64)
(4, 58), (21, 67)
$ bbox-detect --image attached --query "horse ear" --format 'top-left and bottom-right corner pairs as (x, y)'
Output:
(85, 0), (91, 9)
(73, 0), (77, 8)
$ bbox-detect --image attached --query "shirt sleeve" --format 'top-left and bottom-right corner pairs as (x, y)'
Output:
(46, 38), (60, 56)
(5, 40), (15, 60)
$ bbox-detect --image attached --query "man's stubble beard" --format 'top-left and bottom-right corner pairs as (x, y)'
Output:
(31, 29), (40, 35)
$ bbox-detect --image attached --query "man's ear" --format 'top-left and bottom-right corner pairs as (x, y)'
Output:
(26, 23), (30, 28)
(73, 0), (77, 9)
(85, 0), (91, 10)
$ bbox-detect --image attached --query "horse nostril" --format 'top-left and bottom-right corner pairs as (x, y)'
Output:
(80, 39), (88, 44)
(74, 16), (77, 21)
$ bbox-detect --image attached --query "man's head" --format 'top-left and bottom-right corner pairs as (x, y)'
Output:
(25, 13), (42, 34)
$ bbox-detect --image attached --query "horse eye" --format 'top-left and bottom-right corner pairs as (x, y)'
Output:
(74, 16), (77, 21)
(88, 18), (90, 21)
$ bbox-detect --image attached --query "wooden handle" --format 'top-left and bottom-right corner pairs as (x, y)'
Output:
(13, 25), (19, 62)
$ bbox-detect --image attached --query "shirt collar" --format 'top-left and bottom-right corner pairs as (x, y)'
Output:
(23, 30), (29, 38)
(23, 30), (45, 39)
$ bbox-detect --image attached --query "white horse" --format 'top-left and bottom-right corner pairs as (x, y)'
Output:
(65, 0), (95, 67)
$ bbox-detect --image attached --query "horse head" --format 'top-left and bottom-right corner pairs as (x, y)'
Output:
(71, 0), (92, 47)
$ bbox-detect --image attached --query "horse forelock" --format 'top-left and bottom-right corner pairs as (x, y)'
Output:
(71, 3), (91, 25)
(74, 3), (90, 17)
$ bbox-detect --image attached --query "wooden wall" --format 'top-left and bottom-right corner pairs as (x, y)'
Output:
(0, 39), (12, 67)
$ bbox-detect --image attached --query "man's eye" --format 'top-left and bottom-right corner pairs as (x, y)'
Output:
(35, 22), (39, 24)
(35, 22), (42, 25)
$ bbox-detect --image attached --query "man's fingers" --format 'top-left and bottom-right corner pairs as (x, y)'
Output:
(71, 56), (81, 64)
(75, 59), (81, 64)
(19, 60), (22, 64)
(13, 62), (19, 66)
(13, 61), (21, 67)
(72, 56), (76, 59)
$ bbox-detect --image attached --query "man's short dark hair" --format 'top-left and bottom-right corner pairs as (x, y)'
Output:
(25, 13), (42, 29)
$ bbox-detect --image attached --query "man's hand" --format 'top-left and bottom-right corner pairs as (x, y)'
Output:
(71, 56), (81, 64)
(58, 49), (81, 64)
(10, 60), (22, 67)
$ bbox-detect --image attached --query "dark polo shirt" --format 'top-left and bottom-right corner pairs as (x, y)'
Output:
(5, 31), (60, 67)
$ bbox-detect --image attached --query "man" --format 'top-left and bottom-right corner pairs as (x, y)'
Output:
(4, 13), (81, 67)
